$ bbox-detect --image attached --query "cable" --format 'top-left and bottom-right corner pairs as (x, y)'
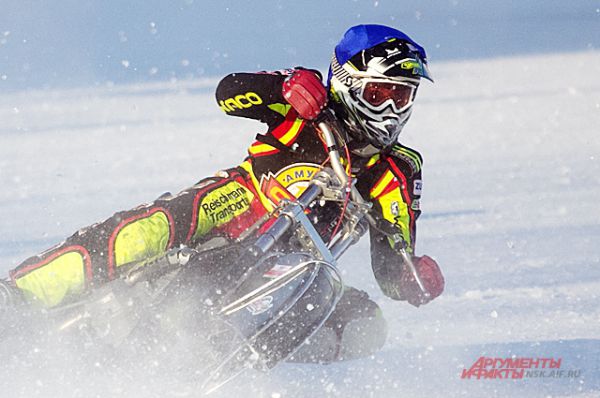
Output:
(328, 128), (353, 244)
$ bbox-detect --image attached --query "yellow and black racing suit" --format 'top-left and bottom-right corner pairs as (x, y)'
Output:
(215, 70), (424, 301)
(9, 69), (423, 360)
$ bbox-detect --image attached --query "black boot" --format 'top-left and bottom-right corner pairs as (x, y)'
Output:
(288, 286), (388, 363)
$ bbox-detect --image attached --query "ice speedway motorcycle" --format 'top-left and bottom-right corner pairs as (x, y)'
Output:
(0, 114), (429, 395)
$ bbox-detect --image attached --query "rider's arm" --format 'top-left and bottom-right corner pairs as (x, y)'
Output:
(368, 145), (422, 252)
(215, 71), (292, 126)
(215, 68), (325, 126)
(358, 145), (423, 300)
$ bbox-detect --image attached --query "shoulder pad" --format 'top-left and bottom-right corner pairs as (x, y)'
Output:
(389, 144), (423, 175)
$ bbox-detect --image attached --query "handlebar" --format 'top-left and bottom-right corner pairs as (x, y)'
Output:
(253, 184), (322, 255)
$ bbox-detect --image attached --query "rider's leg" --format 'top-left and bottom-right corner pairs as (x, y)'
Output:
(8, 168), (266, 309)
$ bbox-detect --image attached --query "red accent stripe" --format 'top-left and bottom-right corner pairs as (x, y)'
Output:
(371, 171), (400, 200)
(107, 207), (175, 280)
(378, 179), (400, 198)
(249, 142), (279, 157)
(370, 172), (388, 199)
(249, 110), (303, 157)
(271, 109), (300, 139)
(10, 245), (93, 286)
(386, 158), (416, 245)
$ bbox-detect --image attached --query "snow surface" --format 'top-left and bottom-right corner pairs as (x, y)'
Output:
(1, 50), (599, 397)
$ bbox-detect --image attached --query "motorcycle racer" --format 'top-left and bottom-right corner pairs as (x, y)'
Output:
(2, 24), (444, 362)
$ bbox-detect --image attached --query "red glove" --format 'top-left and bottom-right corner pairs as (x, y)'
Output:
(399, 255), (444, 307)
(282, 69), (327, 120)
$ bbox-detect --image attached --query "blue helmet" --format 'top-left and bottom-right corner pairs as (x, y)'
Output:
(328, 25), (432, 148)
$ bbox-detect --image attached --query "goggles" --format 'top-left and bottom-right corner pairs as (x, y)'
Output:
(359, 80), (417, 112)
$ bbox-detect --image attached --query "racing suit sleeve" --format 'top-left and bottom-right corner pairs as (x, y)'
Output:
(215, 71), (291, 126)
(358, 145), (423, 300)
(215, 68), (324, 127)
